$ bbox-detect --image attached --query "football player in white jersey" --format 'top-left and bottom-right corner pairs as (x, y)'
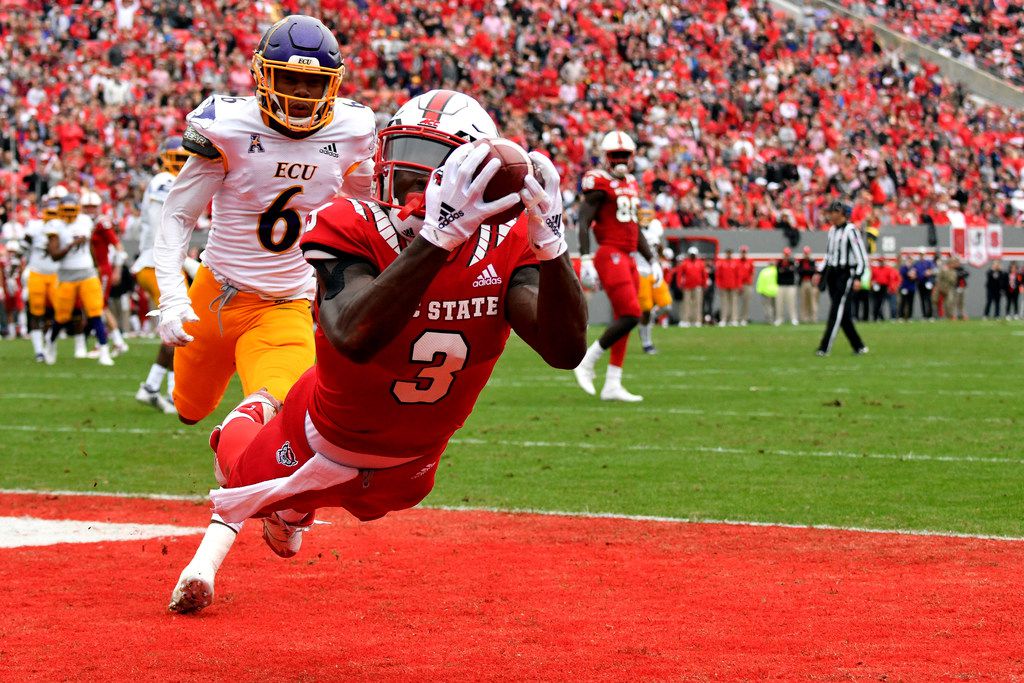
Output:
(44, 193), (114, 366)
(134, 137), (190, 414)
(634, 206), (671, 354)
(24, 196), (61, 361)
(155, 14), (376, 424)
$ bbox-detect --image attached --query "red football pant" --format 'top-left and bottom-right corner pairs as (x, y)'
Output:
(214, 369), (441, 522)
(594, 246), (640, 367)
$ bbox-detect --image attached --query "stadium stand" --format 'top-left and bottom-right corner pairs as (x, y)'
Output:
(838, 0), (1024, 87)
(0, 0), (1022, 241)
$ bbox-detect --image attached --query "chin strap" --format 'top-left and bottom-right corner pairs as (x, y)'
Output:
(397, 192), (426, 221)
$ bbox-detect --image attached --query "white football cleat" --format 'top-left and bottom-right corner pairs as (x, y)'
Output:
(600, 385), (643, 402)
(135, 383), (176, 414)
(97, 346), (114, 366)
(43, 340), (57, 365)
(168, 567), (215, 614)
(573, 362), (597, 396)
(262, 512), (311, 559)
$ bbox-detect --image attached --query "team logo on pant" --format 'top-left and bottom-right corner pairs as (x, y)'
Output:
(275, 441), (297, 467)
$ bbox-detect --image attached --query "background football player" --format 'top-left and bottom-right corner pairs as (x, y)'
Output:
(23, 195), (60, 361)
(133, 137), (190, 414)
(154, 14), (377, 424)
(168, 90), (587, 614)
(82, 190), (130, 358)
(573, 131), (660, 402)
(635, 205), (671, 354)
(45, 192), (114, 366)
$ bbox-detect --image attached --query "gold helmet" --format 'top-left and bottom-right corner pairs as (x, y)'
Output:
(58, 193), (80, 222)
(159, 136), (192, 175)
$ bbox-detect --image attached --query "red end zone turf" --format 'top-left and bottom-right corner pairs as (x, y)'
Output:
(0, 492), (1021, 680)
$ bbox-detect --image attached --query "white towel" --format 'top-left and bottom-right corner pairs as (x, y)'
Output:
(210, 454), (359, 523)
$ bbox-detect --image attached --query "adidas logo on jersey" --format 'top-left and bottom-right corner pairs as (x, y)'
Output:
(472, 264), (502, 288)
(319, 143), (339, 158)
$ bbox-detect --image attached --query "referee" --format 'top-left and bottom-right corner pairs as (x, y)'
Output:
(816, 201), (869, 356)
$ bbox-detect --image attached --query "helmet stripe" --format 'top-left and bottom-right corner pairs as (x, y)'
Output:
(420, 90), (456, 122)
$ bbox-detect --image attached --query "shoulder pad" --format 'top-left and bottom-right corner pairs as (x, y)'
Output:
(301, 198), (396, 261)
(581, 169), (611, 192)
(182, 124), (221, 160)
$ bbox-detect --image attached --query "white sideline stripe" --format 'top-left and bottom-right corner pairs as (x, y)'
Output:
(0, 517), (206, 548)
(1, 489), (1019, 543)
(448, 437), (1021, 465)
(492, 403), (1017, 425)
(0, 424), (184, 435)
(431, 505), (1024, 543)
(0, 423), (1016, 463)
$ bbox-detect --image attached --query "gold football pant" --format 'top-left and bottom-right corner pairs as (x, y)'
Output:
(28, 272), (58, 317)
(54, 277), (105, 323)
(638, 274), (672, 313)
(172, 266), (315, 423)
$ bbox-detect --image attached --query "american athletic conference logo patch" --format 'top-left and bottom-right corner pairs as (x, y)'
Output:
(276, 441), (297, 467)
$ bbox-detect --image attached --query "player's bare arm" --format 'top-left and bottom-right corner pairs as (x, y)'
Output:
(46, 233), (85, 261)
(507, 150), (588, 368)
(505, 256), (588, 369)
(313, 239), (451, 363)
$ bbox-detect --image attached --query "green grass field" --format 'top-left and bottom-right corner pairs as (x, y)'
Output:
(1, 320), (1021, 537)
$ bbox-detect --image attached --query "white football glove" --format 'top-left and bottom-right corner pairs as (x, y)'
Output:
(650, 259), (664, 287)
(519, 152), (567, 261)
(419, 143), (521, 252)
(156, 302), (199, 346)
(579, 255), (599, 290)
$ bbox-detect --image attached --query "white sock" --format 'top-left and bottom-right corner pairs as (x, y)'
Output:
(111, 328), (124, 346)
(167, 371), (175, 397)
(30, 329), (43, 355)
(582, 340), (604, 367)
(605, 364), (623, 389)
(74, 334), (86, 355)
(144, 364), (167, 393)
(182, 515), (242, 576)
(638, 322), (652, 347)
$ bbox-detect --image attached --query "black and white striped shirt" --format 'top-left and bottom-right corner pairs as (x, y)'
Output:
(823, 222), (868, 278)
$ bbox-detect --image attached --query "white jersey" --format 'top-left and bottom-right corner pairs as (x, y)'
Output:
(50, 215), (97, 277)
(25, 218), (58, 275)
(132, 171), (175, 273)
(181, 94), (376, 299)
(634, 218), (664, 276)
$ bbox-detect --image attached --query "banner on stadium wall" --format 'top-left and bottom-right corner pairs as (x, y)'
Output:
(966, 226), (988, 267)
(986, 224), (1003, 260)
(950, 225), (966, 260)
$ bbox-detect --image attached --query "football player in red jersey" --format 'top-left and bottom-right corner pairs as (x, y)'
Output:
(168, 90), (587, 614)
(573, 131), (661, 402)
(82, 191), (129, 356)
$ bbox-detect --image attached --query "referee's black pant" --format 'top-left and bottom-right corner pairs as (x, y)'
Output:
(817, 270), (865, 354)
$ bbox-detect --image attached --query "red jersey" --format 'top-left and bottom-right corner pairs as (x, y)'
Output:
(90, 218), (120, 272)
(581, 168), (640, 253)
(300, 199), (537, 461)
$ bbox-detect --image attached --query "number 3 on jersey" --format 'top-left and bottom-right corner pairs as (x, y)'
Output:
(258, 186), (304, 252)
(616, 196), (639, 223)
(392, 331), (469, 404)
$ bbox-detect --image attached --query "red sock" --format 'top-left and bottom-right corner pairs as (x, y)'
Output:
(609, 334), (629, 367)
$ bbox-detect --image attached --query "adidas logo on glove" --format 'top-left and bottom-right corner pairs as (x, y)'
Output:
(437, 202), (465, 229)
(473, 264), (503, 288)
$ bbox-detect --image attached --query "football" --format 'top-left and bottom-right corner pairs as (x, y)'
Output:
(470, 138), (534, 225)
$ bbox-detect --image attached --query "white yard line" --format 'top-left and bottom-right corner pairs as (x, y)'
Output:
(0, 516), (205, 547)
(1, 488), (1019, 543)
(448, 437), (1021, 465)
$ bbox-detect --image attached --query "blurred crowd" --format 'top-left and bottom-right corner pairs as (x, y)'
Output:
(0, 0), (1023, 244)
(659, 246), (1024, 328)
(841, 0), (1024, 87)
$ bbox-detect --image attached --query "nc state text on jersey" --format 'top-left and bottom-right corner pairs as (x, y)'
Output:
(273, 162), (319, 180)
(412, 296), (500, 321)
